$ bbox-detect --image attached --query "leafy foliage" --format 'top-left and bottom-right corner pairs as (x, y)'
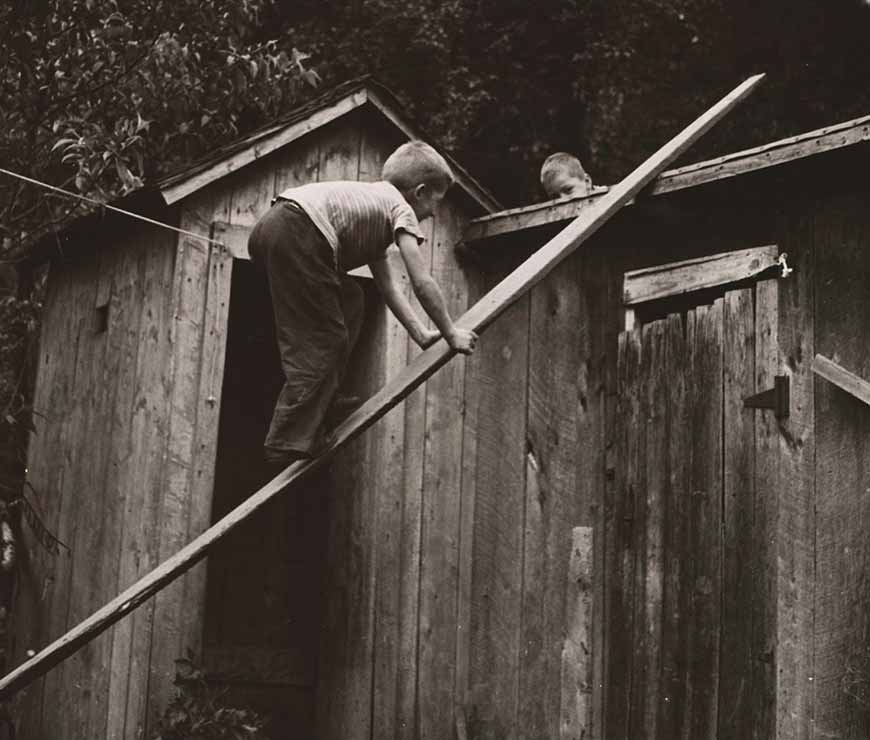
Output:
(151, 654), (272, 740)
(0, 0), (318, 259)
(285, 0), (870, 204)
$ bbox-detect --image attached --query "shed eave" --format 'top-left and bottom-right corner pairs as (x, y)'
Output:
(464, 112), (870, 244)
(159, 85), (502, 214)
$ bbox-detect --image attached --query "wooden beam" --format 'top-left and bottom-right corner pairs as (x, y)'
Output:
(622, 245), (780, 305)
(464, 113), (870, 244)
(462, 187), (609, 242)
(812, 354), (870, 407)
(0, 73), (764, 700)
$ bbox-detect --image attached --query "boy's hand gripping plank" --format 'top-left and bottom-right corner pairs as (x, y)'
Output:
(0, 73), (764, 699)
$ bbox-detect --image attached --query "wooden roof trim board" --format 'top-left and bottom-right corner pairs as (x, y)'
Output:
(465, 113), (870, 243)
(161, 85), (501, 213)
(161, 90), (368, 205)
(364, 87), (502, 213)
(622, 245), (781, 305)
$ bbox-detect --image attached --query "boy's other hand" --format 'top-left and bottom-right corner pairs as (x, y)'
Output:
(446, 328), (478, 355)
(418, 327), (441, 349)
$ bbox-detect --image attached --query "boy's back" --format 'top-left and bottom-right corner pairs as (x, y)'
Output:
(277, 180), (423, 271)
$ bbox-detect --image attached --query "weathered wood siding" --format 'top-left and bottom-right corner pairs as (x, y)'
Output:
(15, 223), (178, 740)
(24, 105), (870, 740)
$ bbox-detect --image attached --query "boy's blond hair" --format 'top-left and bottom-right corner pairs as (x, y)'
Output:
(540, 152), (590, 189)
(382, 141), (454, 193)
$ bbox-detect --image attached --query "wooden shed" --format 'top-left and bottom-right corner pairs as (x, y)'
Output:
(12, 78), (500, 739)
(12, 78), (870, 740)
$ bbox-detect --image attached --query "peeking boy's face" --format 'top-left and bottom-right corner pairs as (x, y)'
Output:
(544, 170), (592, 199)
(409, 182), (449, 221)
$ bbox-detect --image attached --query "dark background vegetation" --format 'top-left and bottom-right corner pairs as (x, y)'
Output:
(0, 0), (869, 705)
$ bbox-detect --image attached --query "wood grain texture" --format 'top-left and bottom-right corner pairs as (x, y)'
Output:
(521, 254), (585, 740)
(810, 193), (870, 740)
(607, 328), (641, 740)
(314, 117), (368, 740)
(629, 320), (666, 740)
(657, 313), (688, 740)
(14, 260), (77, 739)
(455, 263), (485, 723)
(468, 294), (529, 740)
(622, 245), (779, 306)
(123, 227), (181, 740)
(753, 279), (778, 740)
(773, 204), (814, 740)
(683, 300), (723, 740)
(418, 199), (468, 739)
(147, 192), (224, 733)
(719, 288), (756, 740)
(43, 249), (101, 740)
(560, 526), (594, 740)
(396, 216), (434, 740)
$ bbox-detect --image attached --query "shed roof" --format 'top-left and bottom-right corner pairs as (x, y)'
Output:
(156, 76), (501, 212)
(24, 77), (501, 267)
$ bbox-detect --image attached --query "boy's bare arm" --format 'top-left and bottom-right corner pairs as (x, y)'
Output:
(369, 253), (438, 348)
(393, 232), (477, 354)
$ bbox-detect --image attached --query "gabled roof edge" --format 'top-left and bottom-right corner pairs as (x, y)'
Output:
(160, 81), (501, 213)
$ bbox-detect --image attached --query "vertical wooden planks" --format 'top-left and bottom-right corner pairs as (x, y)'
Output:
(468, 292), (529, 740)
(14, 262), (77, 739)
(811, 193), (870, 740)
(560, 526), (594, 740)
(753, 278), (778, 740)
(683, 300), (723, 740)
(455, 255), (485, 727)
(773, 204), (814, 740)
(146, 189), (223, 733)
(630, 320), (666, 740)
(418, 199), (468, 739)
(606, 328), (641, 740)
(657, 313), (688, 740)
(314, 117), (368, 740)
(719, 288), (756, 740)
(521, 253), (584, 740)
(359, 124), (410, 740)
(42, 249), (101, 740)
(178, 230), (233, 663)
(99, 235), (150, 740)
(396, 215), (435, 740)
(121, 226), (181, 739)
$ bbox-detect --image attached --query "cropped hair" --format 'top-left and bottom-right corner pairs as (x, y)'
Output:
(540, 152), (589, 186)
(382, 141), (454, 193)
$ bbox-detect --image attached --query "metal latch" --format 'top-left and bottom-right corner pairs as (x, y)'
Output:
(744, 375), (790, 418)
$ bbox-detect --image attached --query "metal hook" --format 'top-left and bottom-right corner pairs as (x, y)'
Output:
(777, 252), (793, 278)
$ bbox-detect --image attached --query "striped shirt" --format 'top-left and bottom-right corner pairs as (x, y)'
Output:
(277, 180), (425, 271)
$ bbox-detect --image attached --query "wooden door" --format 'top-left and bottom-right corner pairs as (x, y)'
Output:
(605, 278), (780, 740)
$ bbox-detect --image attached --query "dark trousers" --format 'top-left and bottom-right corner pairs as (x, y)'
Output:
(248, 201), (364, 457)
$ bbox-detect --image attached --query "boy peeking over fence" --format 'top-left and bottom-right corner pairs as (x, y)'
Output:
(540, 152), (594, 199)
(249, 141), (478, 467)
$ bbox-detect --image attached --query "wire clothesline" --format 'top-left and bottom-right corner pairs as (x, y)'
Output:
(0, 167), (225, 249)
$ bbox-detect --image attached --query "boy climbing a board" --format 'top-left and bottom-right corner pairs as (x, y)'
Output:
(249, 140), (478, 467)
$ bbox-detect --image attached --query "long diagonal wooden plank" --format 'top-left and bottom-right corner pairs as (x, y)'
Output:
(812, 353), (870, 407)
(0, 73), (764, 699)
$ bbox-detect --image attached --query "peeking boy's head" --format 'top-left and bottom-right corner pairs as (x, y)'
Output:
(540, 152), (593, 200)
(383, 141), (455, 220)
